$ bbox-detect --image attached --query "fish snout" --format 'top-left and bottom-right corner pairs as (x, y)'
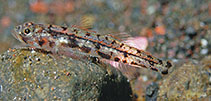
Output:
(14, 25), (22, 33)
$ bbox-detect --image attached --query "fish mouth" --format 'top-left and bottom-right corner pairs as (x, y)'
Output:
(11, 31), (19, 40)
(12, 25), (24, 43)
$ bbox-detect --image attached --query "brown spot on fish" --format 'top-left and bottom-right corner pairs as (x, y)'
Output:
(20, 37), (28, 44)
(38, 38), (48, 47)
(95, 43), (101, 49)
(68, 43), (78, 48)
(139, 64), (147, 68)
(120, 43), (124, 48)
(158, 59), (163, 64)
(110, 52), (113, 56)
(97, 51), (111, 59)
(151, 67), (158, 72)
(47, 25), (53, 31)
(105, 36), (108, 40)
(80, 46), (91, 53)
(114, 57), (120, 62)
(122, 60), (127, 63)
(61, 43), (69, 47)
(61, 26), (67, 31)
(86, 32), (90, 36)
(123, 52), (128, 57)
(147, 55), (153, 59)
(72, 28), (79, 34)
(149, 61), (154, 66)
(111, 40), (116, 44)
(137, 50), (141, 53)
(131, 61), (138, 65)
(96, 34), (100, 40)
(38, 41), (44, 47)
(166, 61), (172, 68)
(97, 34), (100, 38)
(67, 37), (79, 48)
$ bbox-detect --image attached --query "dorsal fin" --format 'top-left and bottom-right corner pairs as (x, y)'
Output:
(111, 31), (132, 42)
(79, 15), (96, 29)
(123, 36), (148, 50)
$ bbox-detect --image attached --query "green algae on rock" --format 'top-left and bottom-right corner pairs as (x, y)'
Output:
(0, 48), (132, 100)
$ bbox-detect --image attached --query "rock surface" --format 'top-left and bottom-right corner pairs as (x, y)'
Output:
(157, 56), (211, 100)
(128, 56), (211, 101)
(0, 48), (132, 100)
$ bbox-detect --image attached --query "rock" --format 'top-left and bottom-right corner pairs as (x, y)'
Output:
(0, 48), (132, 100)
(157, 56), (211, 100)
(145, 82), (159, 101)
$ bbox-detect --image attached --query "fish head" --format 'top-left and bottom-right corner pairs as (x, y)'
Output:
(13, 22), (49, 48)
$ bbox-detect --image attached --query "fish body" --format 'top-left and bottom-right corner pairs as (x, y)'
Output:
(13, 22), (172, 74)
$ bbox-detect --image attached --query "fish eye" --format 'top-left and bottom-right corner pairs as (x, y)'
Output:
(24, 28), (31, 34)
